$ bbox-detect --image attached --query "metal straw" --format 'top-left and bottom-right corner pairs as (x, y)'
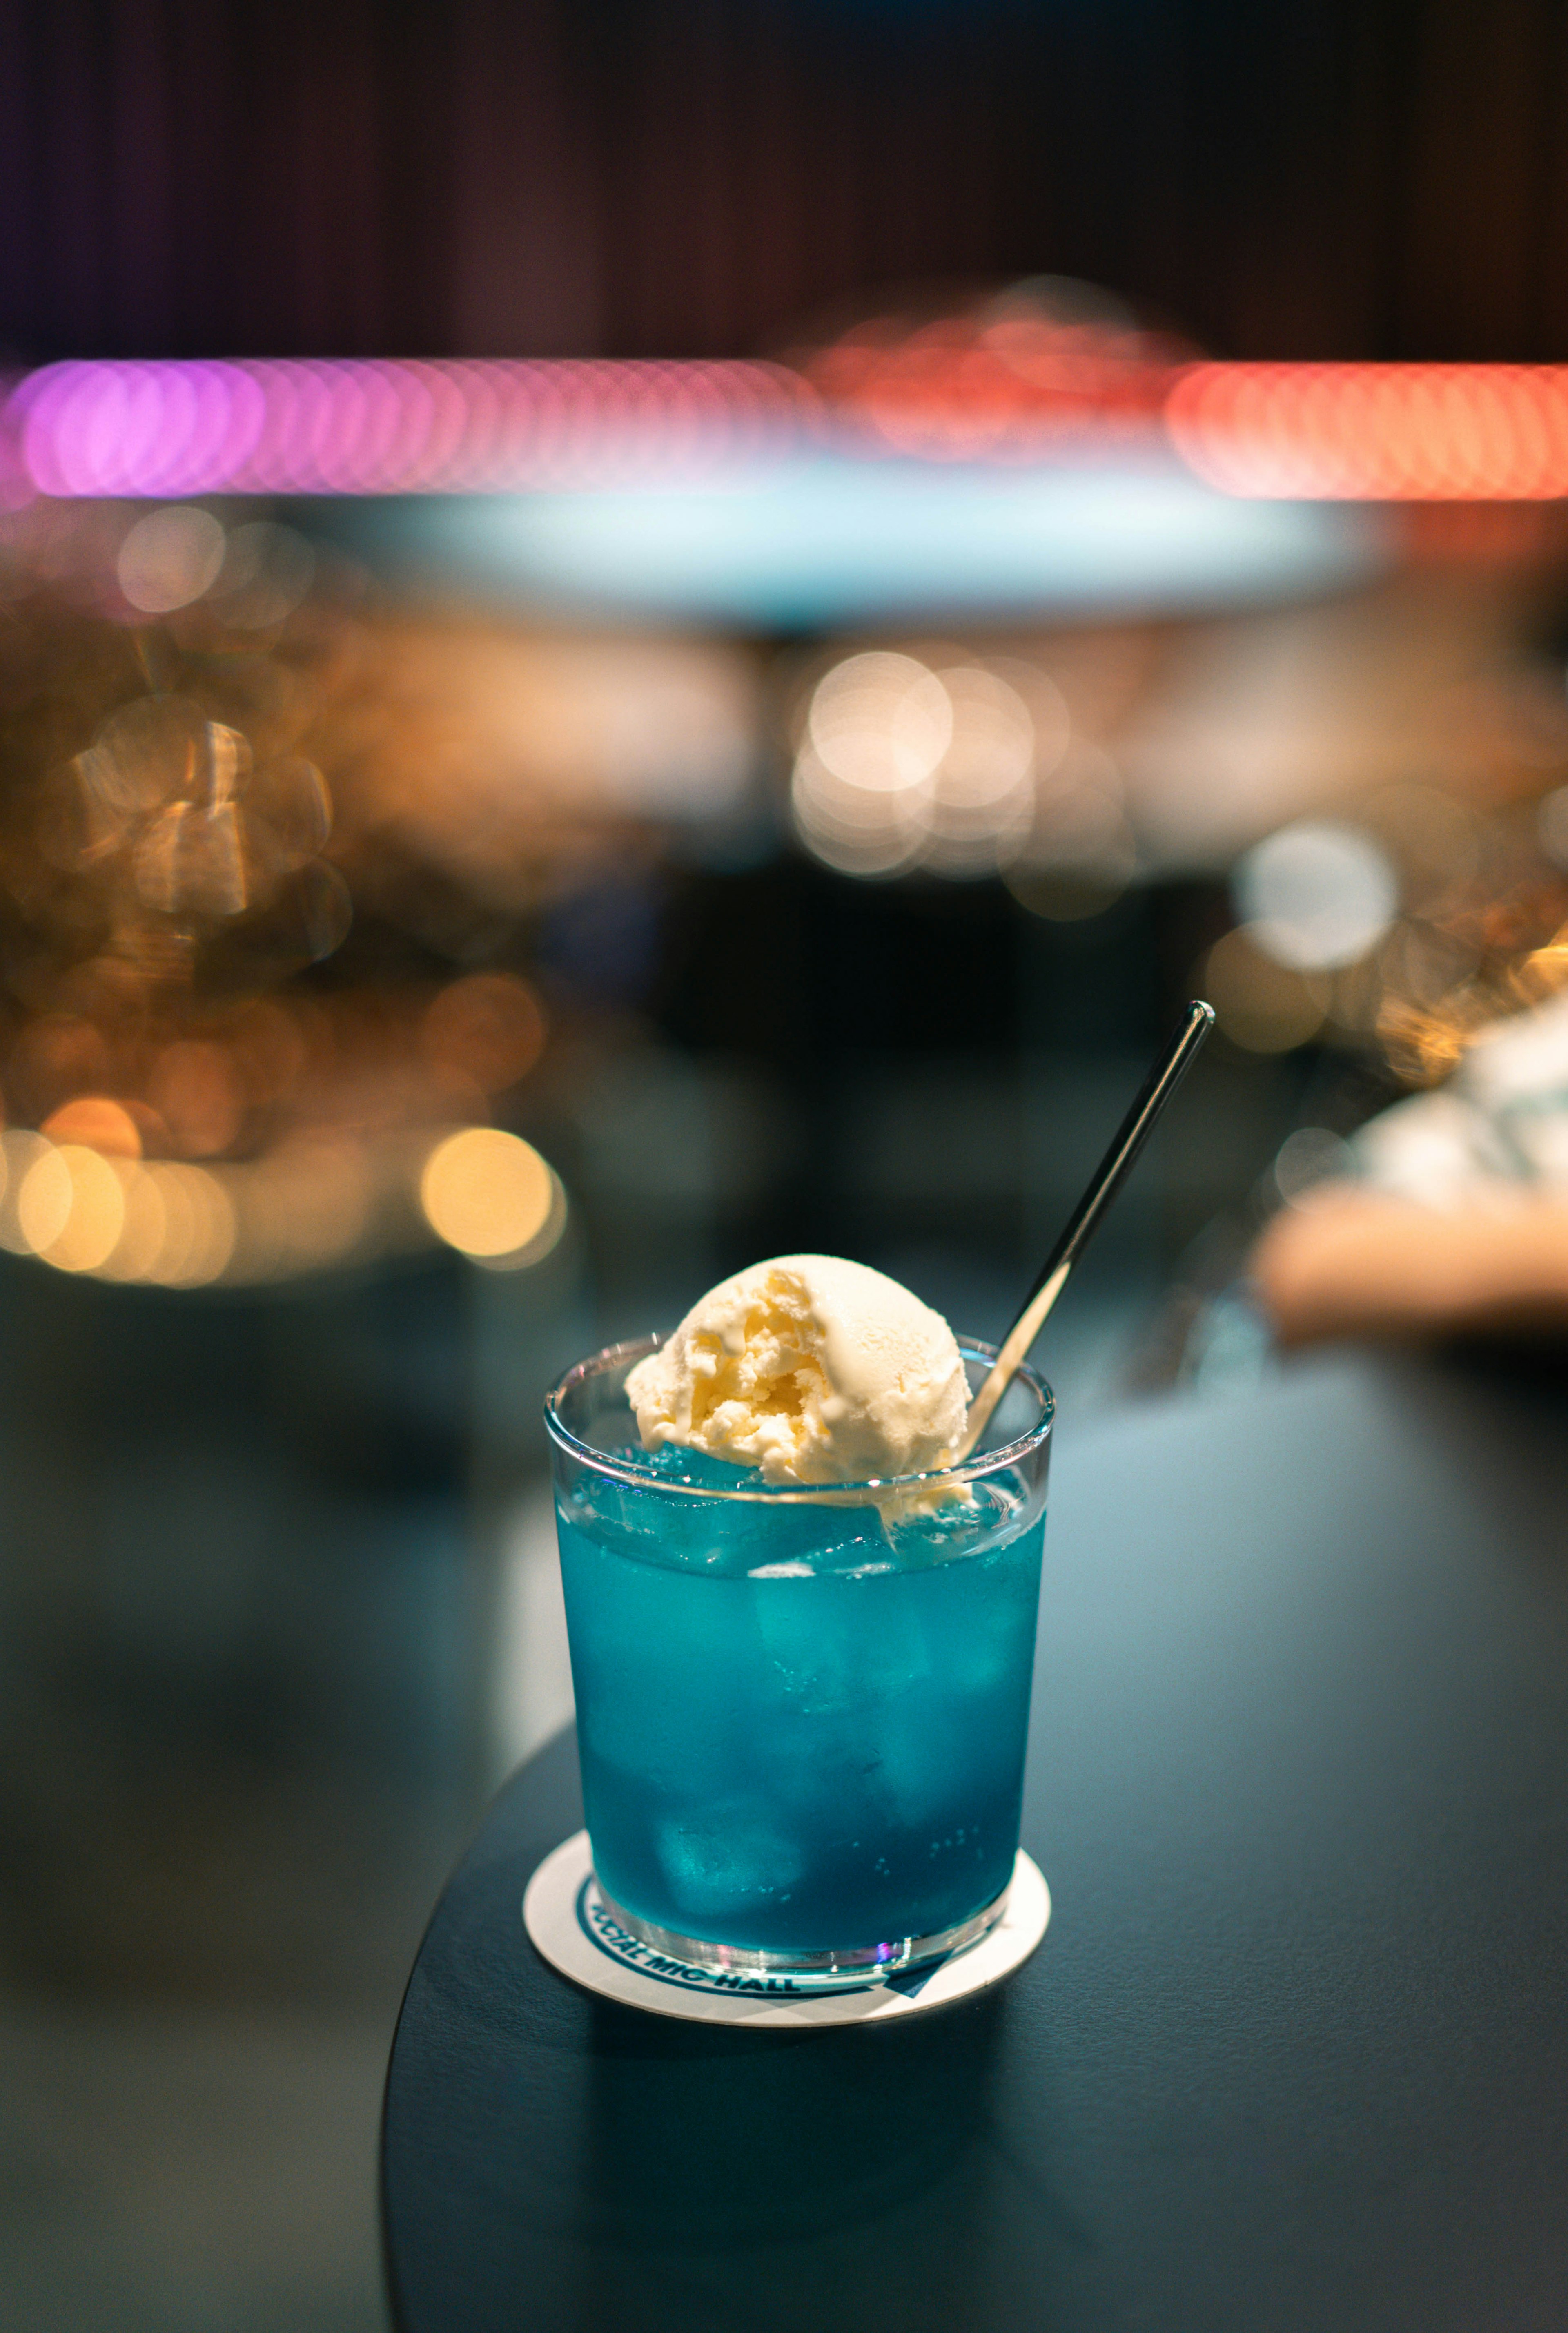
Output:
(956, 999), (1215, 1459)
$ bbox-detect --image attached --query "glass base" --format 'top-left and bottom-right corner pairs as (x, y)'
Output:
(594, 1875), (1013, 1989)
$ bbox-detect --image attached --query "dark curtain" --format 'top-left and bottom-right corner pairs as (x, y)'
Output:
(0, 0), (1563, 364)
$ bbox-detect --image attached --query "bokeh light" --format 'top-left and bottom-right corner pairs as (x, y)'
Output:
(419, 1128), (560, 1264)
(1273, 1126), (1356, 1204)
(0, 1090), (565, 1291)
(20, 354), (1568, 504)
(0, 960), (566, 1295)
(222, 1140), (370, 1283)
(209, 522), (316, 628)
(808, 652), (952, 790)
(793, 652), (956, 877)
(1539, 786), (1568, 870)
(920, 666), (1036, 873)
(116, 506), (227, 613)
(421, 975), (546, 1094)
(145, 1162), (236, 1285)
(16, 1142), (74, 1254)
(96, 1160), (169, 1282)
(0, 1133), (48, 1251)
(1204, 926), (1326, 1052)
(801, 281), (1187, 462)
(0, 546), (612, 1303)
(1004, 740), (1138, 919)
(790, 747), (925, 877)
(791, 648), (1062, 882)
(1166, 363), (1568, 500)
(40, 1096), (143, 1156)
(34, 1143), (127, 1271)
(1357, 783), (1481, 914)
(7, 360), (817, 498)
(1234, 821), (1399, 971)
(147, 1042), (247, 1157)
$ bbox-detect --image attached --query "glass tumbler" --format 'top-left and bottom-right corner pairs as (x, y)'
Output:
(546, 1337), (1052, 1983)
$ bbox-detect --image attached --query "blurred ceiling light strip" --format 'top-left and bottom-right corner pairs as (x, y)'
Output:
(6, 360), (820, 500)
(16, 356), (1568, 502)
(1165, 364), (1568, 500)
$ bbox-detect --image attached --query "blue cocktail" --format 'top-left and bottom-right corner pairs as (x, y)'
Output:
(546, 1338), (1051, 1980)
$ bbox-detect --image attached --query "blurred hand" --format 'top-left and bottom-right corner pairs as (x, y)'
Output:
(1250, 1186), (1568, 1349)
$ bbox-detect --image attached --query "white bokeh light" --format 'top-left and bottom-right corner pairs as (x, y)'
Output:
(1235, 820), (1399, 971)
(116, 505), (227, 614)
(807, 652), (952, 792)
(790, 747), (926, 876)
(793, 651), (1049, 881)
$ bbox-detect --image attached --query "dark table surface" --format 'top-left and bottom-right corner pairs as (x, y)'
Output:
(383, 1351), (1568, 2333)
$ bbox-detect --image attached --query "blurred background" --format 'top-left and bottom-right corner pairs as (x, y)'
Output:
(4, 4), (1568, 2327)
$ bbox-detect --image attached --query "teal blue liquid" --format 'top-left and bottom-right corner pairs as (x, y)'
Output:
(557, 1448), (1045, 1952)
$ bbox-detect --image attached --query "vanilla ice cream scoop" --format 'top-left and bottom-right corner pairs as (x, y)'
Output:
(625, 1254), (968, 1485)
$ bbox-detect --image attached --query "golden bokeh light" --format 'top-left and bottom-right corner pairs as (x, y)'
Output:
(180, 1169), (237, 1287)
(0, 1115), (537, 1291)
(0, 1133), (51, 1251)
(226, 1139), (372, 1282)
(36, 1144), (127, 1272)
(16, 1144), (75, 1254)
(97, 1162), (169, 1282)
(421, 974), (546, 1093)
(420, 1128), (557, 1261)
(138, 1162), (200, 1284)
(147, 1041), (247, 1157)
(142, 1162), (235, 1286)
(1205, 927), (1326, 1053)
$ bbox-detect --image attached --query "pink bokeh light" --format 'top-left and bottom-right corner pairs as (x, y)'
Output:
(4, 359), (820, 499)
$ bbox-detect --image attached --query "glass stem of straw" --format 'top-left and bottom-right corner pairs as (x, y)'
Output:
(957, 999), (1215, 1459)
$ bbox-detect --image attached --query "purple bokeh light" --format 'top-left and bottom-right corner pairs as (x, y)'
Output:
(2, 359), (819, 500)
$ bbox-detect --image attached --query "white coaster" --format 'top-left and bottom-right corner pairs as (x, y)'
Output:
(522, 1831), (1049, 2027)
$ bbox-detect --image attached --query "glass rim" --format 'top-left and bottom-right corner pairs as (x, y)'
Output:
(544, 1332), (1053, 1503)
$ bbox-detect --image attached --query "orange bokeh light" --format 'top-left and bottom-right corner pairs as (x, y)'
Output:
(146, 1041), (247, 1157)
(420, 975), (546, 1095)
(1165, 364), (1568, 500)
(40, 1095), (144, 1157)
